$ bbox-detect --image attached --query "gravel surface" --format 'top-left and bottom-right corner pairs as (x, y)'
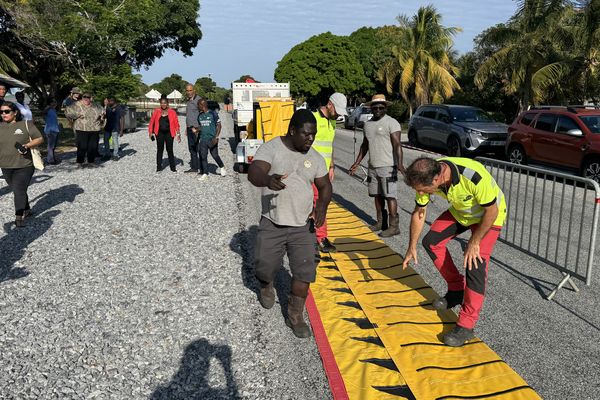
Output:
(0, 113), (330, 399)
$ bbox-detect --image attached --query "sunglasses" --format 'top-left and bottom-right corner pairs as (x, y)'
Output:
(82, 95), (91, 99)
(1, 109), (13, 114)
(371, 105), (386, 110)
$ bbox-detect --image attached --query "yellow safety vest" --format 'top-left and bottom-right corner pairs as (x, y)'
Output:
(312, 111), (336, 169)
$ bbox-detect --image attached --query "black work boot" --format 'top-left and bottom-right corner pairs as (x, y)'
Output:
(285, 295), (311, 338)
(369, 209), (388, 232)
(432, 290), (464, 310)
(380, 214), (399, 237)
(318, 238), (337, 253)
(258, 282), (275, 309)
(444, 325), (475, 347)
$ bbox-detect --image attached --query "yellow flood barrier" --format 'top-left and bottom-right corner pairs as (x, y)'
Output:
(308, 256), (412, 399)
(317, 203), (540, 400)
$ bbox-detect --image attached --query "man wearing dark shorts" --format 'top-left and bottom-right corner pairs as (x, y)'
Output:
(249, 109), (332, 338)
(350, 94), (405, 237)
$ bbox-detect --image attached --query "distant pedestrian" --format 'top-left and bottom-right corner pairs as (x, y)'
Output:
(65, 92), (105, 167)
(249, 109), (332, 338)
(149, 97), (180, 172)
(311, 92), (348, 253)
(102, 96), (125, 161)
(350, 94), (405, 237)
(43, 99), (60, 164)
(63, 87), (82, 108)
(14, 92), (32, 121)
(184, 84), (202, 173)
(402, 157), (507, 347)
(195, 99), (225, 180)
(0, 101), (44, 227)
(0, 83), (7, 106)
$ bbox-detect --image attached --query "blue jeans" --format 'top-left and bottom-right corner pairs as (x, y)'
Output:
(187, 127), (200, 171)
(46, 131), (59, 163)
(103, 131), (120, 157)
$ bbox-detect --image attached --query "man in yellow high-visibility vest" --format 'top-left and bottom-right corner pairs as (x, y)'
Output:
(312, 92), (348, 253)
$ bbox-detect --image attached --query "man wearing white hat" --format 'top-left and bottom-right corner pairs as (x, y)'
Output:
(312, 92), (348, 253)
(350, 94), (405, 237)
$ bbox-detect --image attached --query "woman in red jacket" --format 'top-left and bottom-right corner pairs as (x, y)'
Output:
(148, 97), (181, 172)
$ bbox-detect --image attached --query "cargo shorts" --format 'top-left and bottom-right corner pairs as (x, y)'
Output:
(367, 166), (398, 199)
(254, 217), (320, 283)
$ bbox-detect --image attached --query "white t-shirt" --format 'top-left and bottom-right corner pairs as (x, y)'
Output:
(364, 114), (401, 168)
(16, 103), (32, 121)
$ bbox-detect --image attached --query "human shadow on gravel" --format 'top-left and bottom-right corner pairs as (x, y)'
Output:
(0, 174), (53, 198)
(149, 338), (240, 400)
(230, 225), (292, 317)
(0, 184), (83, 284)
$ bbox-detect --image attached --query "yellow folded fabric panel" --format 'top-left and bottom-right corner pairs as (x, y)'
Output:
(323, 203), (541, 400)
(308, 257), (413, 399)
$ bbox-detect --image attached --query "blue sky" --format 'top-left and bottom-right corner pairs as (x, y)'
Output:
(139, 0), (517, 88)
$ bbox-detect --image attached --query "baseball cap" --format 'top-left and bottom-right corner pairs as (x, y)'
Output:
(329, 92), (348, 116)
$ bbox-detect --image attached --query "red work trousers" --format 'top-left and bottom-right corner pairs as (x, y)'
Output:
(422, 211), (501, 330)
(312, 184), (327, 242)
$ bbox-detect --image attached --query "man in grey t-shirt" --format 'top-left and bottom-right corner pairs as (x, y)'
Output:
(249, 109), (332, 339)
(350, 94), (405, 237)
(184, 84), (203, 173)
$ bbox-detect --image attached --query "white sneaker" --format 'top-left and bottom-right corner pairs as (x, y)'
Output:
(220, 167), (227, 176)
(198, 174), (208, 181)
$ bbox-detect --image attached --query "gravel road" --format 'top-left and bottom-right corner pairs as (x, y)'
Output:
(0, 113), (330, 400)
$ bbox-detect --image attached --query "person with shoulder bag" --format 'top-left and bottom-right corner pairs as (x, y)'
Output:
(0, 101), (44, 227)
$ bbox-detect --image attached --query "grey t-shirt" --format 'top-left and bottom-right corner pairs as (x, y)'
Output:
(253, 137), (328, 227)
(364, 114), (401, 168)
(185, 95), (202, 127)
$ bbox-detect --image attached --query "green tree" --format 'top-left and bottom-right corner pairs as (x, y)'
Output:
(274, 32), (370, 101)
(84, 64), (143, 103)
(378, 6), (461, 116)
(474, 0), (568, 111)
(448, 52), (519, 123)
(235, 75), (259, 83)
(195, 76), (217, 95)
(150, 74), (188, 97)
(0, 0), (202, 105)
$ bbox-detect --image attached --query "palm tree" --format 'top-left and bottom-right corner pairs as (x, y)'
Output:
(0, 51), (18, 75)
(377, 6), (461, 116)
(474, 0), (569, 111)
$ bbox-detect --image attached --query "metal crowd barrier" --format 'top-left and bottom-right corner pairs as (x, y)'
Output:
(476, 157), (600, 300)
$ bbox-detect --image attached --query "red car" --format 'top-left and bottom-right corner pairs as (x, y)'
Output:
(506, 106), (600, 182)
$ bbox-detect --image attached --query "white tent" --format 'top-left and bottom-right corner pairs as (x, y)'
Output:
(145, 89), (161, 100)
(167, 89), (182, 100)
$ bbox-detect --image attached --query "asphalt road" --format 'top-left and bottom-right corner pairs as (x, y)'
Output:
(326, 126), (600, 399)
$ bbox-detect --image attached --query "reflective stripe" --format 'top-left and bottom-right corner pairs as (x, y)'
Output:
(313, 140), (333, 147)
(463, 167), (476, 181)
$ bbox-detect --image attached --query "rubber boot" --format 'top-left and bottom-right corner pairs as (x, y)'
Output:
(285, 295), (311, 338)
(369, 209), (388, 232)
(258, 282), (275, 309)
(380, 214), (399, 237)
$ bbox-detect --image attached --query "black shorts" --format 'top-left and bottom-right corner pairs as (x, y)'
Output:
(254, 217), (320, 283)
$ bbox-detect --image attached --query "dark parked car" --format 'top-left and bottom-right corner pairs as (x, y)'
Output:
(344, 105), (372, 129)
(408, 105), (508, 156)
(506, 106), (600, 182)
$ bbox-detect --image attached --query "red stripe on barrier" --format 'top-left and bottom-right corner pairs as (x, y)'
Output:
(306, 290), (349, 400)
(596, 198), (600, 204)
